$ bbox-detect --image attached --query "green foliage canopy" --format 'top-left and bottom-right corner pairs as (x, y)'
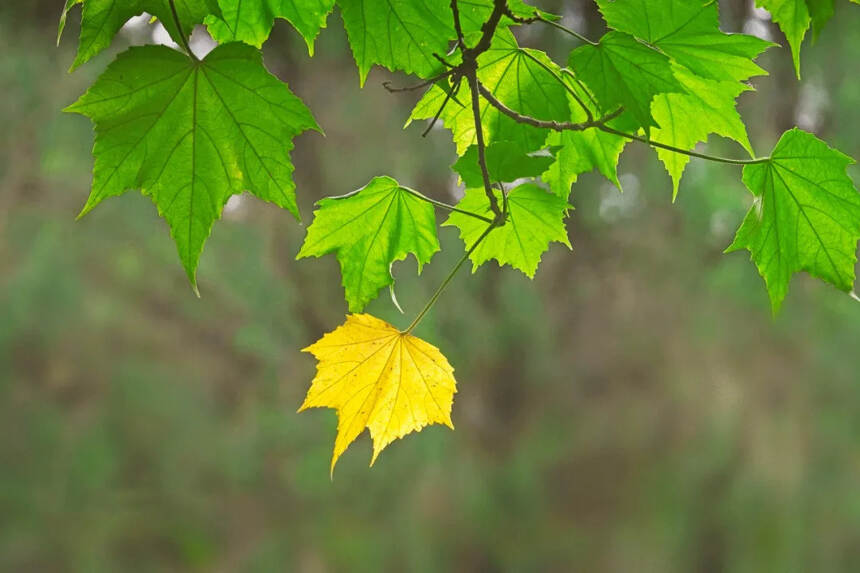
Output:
(58, 0), (860, 468)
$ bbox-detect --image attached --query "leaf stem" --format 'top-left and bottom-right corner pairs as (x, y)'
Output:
(477, 82), (621, 130)
(597, 125), (772, 165)
(168, 0), (197, 61)
(467, 70), (503, 219)
(476, 85), (771, 166)
(532, 14), (597, 46)
(402, 187), (495, 223)
(404, 219), (498, 334)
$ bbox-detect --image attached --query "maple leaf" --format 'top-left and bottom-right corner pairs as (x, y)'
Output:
(569, 31), (685, 133)
(755, 0), (811, 77)
(727, 129), (860, 312)
(409, 30), (567, 154)
(543, 127), (629, 198)
(588, 0), (769, 197)
(206, 0), (336, 53)
(297, 176), (441, 312)
(61, 0), (221, 70)
(758, 0), (857, 75)
(335, 0), (546, 85)
(453, 141), (554, 189)
(807, 0), (835, 41)
(444, 183), (571, 277)
(336, 0), (453, 85)
(542, 75), (634, 197)
(651, 64), (754, 198)
(300, 314), (457, 474)
(596, 0), (773, 84)
(67, 43), (318, 289)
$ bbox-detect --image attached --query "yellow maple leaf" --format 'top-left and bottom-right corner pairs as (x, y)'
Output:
(300, 314), (457, 474)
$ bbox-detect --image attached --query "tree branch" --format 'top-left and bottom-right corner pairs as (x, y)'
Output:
(477, 82), (620, 130)
(519, 11), (598, 46)
(478, 81), (771, 165)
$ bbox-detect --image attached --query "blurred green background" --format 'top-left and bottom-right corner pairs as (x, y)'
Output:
(1, 1), (859, 571)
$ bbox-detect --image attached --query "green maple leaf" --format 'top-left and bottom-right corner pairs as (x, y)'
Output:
(651, 64), (754, 198)
(542, 75), (634, 198)
(410, 30), (567, 154)
(335, 0), (546, 85)
(297, 176), (441, 312)
(596, 0), (773, 84)
(409, 82), (483, 155)
(63, 0), (147, 70)
(67, 43), (318, 290)
(543, 127), (629, 199)
(444, 184), (571, 277)
(807, 0), (835, 41)
(61, 0), (221, 70)
(336, 0), (453, 85)
(453, 142), (554, 188)
(570, 31), (684, 133)
(756, 0), (810, 77)
(727, 129), (860, 312)
(589, 0), (766, 197)
(206, 0), (335, 53)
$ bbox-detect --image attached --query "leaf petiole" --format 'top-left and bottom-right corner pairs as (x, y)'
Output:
(401, 187), (495, 224)
(404, 217), (500, 334)
(168, 0), (198, 61)
(597, 125), (772, 166)
(531, 13), (597, 46)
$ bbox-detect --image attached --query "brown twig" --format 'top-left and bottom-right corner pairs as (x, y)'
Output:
(477, 82), (621, 131)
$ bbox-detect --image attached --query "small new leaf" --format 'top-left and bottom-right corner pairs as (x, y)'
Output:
(297, 176), (441, 312)
(67, 43), (318, 288)
(445, 183), (571, 277)
(727, 129), (860, 312)
(301, 314), (457, 474)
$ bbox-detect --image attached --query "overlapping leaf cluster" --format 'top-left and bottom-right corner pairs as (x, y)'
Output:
(60, 0), (859, 471)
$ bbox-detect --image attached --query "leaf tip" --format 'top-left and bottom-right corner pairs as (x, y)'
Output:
(75, 204), (92, 221)
(769, 294), (784, 317)
(185, 267), (201, 298)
